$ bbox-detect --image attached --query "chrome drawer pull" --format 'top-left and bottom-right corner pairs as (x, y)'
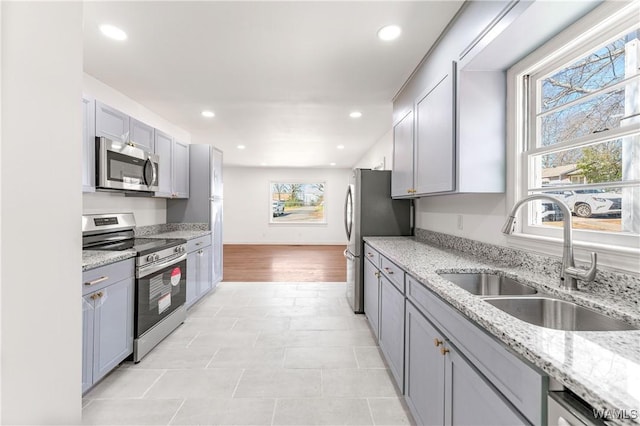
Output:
(84, 276), (108, 286)
(384, 267), (394, 275)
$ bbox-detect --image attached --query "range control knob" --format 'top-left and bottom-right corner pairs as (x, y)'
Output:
(154, 254), (160, 261)
(146, 254), (154, 262)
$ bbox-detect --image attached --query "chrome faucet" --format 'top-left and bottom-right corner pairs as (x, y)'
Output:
(502, 194), (597, 291)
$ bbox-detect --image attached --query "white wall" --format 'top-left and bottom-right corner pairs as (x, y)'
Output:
(1, 2), (82, 423)
(83, 192), (167, 226)
(353, 129), (392, 171)
(82, 74), (192, 226)
(224, 167), (351, 244)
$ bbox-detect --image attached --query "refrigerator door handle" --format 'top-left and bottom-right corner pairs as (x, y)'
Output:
(344, 187), (353, 241)
(343, 249), (356, 261)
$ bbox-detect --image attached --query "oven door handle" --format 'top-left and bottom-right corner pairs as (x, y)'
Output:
(136, 253), (187, 278)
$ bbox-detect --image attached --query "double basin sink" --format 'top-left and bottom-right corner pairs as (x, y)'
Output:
(438, 273), (638, 332)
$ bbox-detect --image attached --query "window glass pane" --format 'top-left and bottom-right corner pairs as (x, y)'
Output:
(529, 138), (637, 188)
(540, 31), (634, 113)
(270, 182), (326, 224)
(529, 186), (632, 233)
(539, 89), (625, 146)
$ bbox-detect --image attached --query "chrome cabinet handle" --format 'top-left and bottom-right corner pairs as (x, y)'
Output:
(384, 267), (394, 275)
(85, 276), (108, 286)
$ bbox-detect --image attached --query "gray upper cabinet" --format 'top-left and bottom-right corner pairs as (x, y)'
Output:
(154, 129), (173, 198)
(391, 111), (414, 198)
(129, 118), (154, 153)
(82, 95), (96, 193)
(172, 140), (189, 198)
(95, 101), (130, 142)
(414, 64), (456, 195)
(391, 1), (531, 197)
(212, 148), (224, 198)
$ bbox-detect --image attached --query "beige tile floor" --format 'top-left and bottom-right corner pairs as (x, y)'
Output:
(82, 282), (415, 425)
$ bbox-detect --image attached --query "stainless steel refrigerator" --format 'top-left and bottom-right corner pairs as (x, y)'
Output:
(167, 144), (224, 285)
(344, 169), (411, 313)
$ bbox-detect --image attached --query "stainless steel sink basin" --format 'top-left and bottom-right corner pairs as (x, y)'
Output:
(484, 297), (638, 331)
(438, 273), (538, 296)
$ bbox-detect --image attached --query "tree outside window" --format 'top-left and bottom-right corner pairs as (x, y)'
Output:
(270, 182), (326, 224)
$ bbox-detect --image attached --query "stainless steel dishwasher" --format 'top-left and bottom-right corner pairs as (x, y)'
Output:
(548, 391), (606, 426)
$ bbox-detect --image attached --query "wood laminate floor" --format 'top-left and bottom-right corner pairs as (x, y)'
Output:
(223, 245), (346, 282)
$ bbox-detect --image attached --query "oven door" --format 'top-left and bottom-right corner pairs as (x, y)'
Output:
(135, 255), (187, 337)
(97, 137), (159, 192)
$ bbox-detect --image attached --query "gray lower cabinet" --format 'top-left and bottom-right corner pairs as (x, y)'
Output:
(405, 299), (529, 426)
(404, 301), (446, 425)
(363, 257), (380, 339)
(186, 236), (213, 308)
(82, 260), (135, 393)
(445, 345), (528, 426)
(379, 275), (405, 392)
(82, 95), (96, 192)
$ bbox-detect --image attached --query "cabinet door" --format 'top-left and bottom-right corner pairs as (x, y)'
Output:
(92, 277), (134, 383)
(363, 258), (380, 338)
(172, 140), (190, 198)
(82, 295), (95, 393)
(391, 110), (414, 198)
(95, 101), (130, 142)
(445, 345), (530, 426)
(212, 148), (223, 198)
(154, 129), (173, 197)
(186, 251), (198, 308)
(414, 63), (456, 195)
(197, 245), (213, 297)
(82, 96), (96, 192)
(129, 118), (154, 152)
(405, 301), (446, 426)
(212, 200), (223, 285)
(379, 276), (405, 391)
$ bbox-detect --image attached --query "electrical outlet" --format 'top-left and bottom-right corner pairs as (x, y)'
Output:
(457, 215), (463, 230)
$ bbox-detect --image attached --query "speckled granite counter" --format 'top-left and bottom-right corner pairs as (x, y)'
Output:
(82, 223), (210, 271)
(364, 236), (640, 426)
(145, 229), (211, 240)
(82, 250), (136, 272)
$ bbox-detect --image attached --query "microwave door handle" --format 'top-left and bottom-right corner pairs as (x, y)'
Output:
(143, 157), (157, 188)
(150, 158), (157, 186)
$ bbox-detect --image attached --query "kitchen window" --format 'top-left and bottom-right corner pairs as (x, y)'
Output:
(270, 181), (326, 224)
(507, 1), (640, 271)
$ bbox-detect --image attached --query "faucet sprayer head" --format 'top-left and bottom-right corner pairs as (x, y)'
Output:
(501, 216), (516, 235)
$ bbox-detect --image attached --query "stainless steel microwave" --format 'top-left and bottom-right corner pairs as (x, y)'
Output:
(96, 137), (159, 192)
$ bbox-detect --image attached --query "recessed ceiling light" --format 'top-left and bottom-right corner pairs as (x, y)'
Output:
(100, 24), (127, 41)
(349, 111), (362, 119)
(260, 162), (267, 166)
(201, 110), (215, 118)
(377, 25), (401, 41)
(237, 145), (246, 150)
(337, 145), (345, 150)
(329, 162), (336, 166)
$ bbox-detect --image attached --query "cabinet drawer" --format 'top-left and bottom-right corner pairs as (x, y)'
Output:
(187, 234), (212, 253)
(82, 259), (135, 296)
(406, 276), (546, 426)
(363, 244), (380, 267)
(380, 256), (404, 293)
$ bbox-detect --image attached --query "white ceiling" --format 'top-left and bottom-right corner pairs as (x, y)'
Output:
(83, 1), (464, 168)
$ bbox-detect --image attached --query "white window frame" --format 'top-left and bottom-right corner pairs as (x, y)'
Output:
(506, 1), (640, 274)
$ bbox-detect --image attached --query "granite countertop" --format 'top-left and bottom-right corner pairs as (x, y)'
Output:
(145, 229), (211, 240)
(82, 250), (136, 272)
(82, 223), (210, 271)
(365, 236), (640, 426)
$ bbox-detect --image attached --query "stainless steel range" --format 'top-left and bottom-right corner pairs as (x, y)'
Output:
(82, 213), (187, 362)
